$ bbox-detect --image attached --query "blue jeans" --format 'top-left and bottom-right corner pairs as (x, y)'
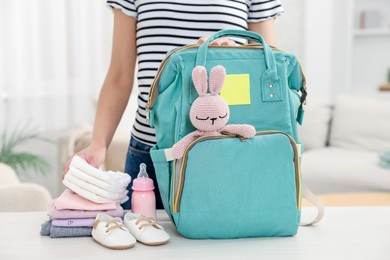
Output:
(121, 137), (164, 210)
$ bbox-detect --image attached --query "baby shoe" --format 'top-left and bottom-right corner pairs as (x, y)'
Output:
(124, 213), (170, 246)
(92, 213), (136, 249)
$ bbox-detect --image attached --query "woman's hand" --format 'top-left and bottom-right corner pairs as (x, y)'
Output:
(62, 144), (106, 180)
(197, 36), (236, 46)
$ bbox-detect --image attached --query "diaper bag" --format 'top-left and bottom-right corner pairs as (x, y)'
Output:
(147, 29), (323, 239)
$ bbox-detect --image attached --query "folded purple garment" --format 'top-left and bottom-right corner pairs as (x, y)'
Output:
(47, 204), (124, 219)
(51, 218), (95, 227)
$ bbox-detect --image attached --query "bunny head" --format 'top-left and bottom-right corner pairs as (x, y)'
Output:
(189, 65), (230, 132)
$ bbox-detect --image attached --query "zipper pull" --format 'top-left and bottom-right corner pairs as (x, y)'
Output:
(146, 107), (150, 124)
(146, 107), (155, 128)
(297, 106), (305, 125)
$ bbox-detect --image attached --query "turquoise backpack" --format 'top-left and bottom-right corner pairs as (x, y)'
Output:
(147, 30), (323, 239)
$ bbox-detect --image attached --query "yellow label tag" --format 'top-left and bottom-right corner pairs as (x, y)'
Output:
(220, 74), (251, 105)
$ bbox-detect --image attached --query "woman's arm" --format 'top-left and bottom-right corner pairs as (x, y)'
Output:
(248, 18), (276, 46)
(92, 9), (137, 151)
(63, 9), (137, 175)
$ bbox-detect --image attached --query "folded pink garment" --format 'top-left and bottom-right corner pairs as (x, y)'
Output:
(47, 203), (124, 219)
(51, 218), (95, 227)
(53, 189), (117, 211)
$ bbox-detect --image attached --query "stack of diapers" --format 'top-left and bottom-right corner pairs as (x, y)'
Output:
(40, 189), (124, 238)
(63, 155), (131, 204)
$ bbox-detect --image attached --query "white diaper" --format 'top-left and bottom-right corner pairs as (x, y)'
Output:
(64, 173), (127, 201)
(63, 155), (131, 204)
(70, 155), (130, 186)
(63, 179), (113, 204)
(68, 166), (125, 192)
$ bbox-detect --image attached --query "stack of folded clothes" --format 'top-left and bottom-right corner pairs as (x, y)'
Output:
(41, 189), (124, 238)
(379, 150), (390, 169)
(40, 156), (131, 238)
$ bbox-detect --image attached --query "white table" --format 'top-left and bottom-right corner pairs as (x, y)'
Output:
(0, 207), (389, 260)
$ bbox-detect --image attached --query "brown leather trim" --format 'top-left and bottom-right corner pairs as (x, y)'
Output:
(92, 219), (100, 230)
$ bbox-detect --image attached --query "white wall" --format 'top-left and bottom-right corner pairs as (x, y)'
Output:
(303, 0), (335, 100)
(0, 1), (113, 132)
(278, 0), (349, 100)
(303, 0), (390, 98)
(331, 0), (354, 96)
(0, 0), (115, 197)
(352, 0), (390, 92)
(276, 0), (305, 63)
(352, 36), (390, 92)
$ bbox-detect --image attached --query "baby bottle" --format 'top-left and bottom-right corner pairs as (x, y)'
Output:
(131, 163), (157, 219)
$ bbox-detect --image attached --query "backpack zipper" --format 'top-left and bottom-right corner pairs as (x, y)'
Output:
(146, 44), (306, 123)
(172, 130), (302, 213)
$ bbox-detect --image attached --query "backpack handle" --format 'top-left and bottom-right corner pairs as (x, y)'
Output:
(195, 29), (280, 103)
(195, 29), (276, 72)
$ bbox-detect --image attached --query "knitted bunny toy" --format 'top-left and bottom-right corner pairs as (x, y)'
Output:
(171, 65), (256, 159)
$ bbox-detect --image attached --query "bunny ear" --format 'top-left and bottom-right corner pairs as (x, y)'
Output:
(192, 66), (208, 96)
(209, 65), (226, 95)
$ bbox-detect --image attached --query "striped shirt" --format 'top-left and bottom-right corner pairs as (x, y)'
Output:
(106, 0), (284, 146)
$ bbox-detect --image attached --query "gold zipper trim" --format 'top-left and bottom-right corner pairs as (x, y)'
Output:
(172, 131), (302, 213)
(147, 44), (197, 114)
(146, 44), (284, 113)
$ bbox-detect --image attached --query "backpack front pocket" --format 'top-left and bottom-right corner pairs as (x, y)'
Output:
(172, 131), (301, 239)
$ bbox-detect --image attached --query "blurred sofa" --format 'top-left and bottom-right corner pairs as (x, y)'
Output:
(298, 95), (390, 194)
(65, 95), (390, 195)
(0, 163), (52, 212)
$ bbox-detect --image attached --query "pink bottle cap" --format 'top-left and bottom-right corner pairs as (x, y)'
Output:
(132, 177), (154, 191)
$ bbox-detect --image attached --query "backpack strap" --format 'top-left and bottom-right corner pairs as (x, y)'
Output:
(300, 184), (325, 226)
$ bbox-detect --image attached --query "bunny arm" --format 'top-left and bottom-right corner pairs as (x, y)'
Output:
(221, 124), (256, 138)
(171, 131), (204, 159)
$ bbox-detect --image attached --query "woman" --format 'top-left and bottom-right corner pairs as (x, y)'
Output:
(63, 0), (284, 209)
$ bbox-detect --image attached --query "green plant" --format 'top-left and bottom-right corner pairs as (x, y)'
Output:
(0, 124), (52, 175)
